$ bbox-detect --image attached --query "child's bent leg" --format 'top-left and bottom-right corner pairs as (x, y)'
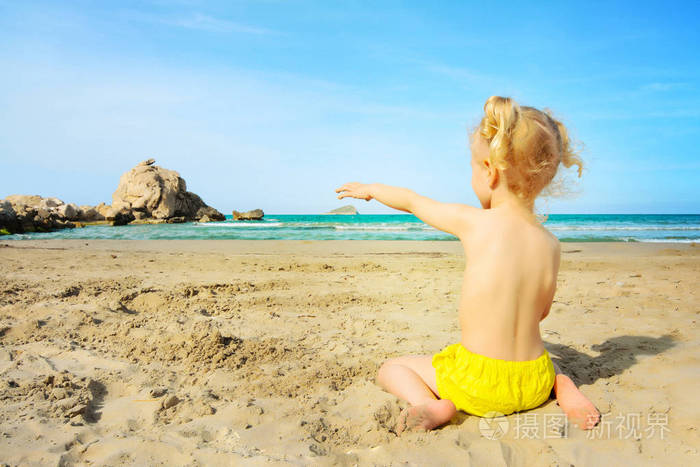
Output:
(551, 361), (600, 430)
(377, 355), (439, 405)
(377, 355), (456, 434)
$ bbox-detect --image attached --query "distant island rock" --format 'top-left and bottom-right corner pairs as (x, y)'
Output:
(324, 205), (358, 215)
(110, 159), (225, 225)
(233, 209), (264, 220)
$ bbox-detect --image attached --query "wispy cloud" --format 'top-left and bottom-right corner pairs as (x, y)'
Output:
(578, 108), (700, 120)
(595, 160), (700, 172)
(422, 62), (490, 83)
(162, 13), (276, 35)
(127, 11), (278, 35)
(640, 82), (690, 92)
(553, 68), (695, 86)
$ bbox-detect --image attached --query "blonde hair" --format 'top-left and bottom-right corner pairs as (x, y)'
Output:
(475, 95), (583, 202)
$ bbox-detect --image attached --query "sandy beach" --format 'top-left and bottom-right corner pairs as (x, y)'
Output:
(0, 239), (698, 466)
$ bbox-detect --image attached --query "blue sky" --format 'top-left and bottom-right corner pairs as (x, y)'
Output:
(1, 1), (698, 214)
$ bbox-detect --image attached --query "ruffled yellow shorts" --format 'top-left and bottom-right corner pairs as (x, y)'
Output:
(432, 343), (555, 416)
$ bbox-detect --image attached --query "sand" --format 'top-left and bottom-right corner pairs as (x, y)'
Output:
(0, 239), (698, 466)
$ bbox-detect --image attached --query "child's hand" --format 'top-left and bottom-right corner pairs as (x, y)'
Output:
(335, 182), (374, 201)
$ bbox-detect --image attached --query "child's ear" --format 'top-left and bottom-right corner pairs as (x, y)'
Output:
(484, 159), (499, 189)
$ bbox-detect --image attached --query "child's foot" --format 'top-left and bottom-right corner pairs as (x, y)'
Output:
(395, 399), (456, 435)
(553, 374), (600, 429)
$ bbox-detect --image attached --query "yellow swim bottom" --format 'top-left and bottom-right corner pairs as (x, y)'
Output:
(432, 344), (555, 417)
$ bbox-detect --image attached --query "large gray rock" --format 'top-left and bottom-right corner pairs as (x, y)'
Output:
(196, 205), (225, 221)
(39, 197), (64, 210)
(79, 205), (105, 222)
(57, 203), (80, 221)
(232, 209), (264, 220)
(111, 159), (225, 222)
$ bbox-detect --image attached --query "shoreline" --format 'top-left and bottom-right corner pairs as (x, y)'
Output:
(1, 239), (697, 256)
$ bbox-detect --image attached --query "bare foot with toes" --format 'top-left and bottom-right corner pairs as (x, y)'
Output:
(395, 399), (456, 435)
(554, 374), (600, 429)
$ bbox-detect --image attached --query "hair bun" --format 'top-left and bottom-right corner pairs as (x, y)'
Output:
(479, 96), (521, 171)
(480, 96), (520, 142)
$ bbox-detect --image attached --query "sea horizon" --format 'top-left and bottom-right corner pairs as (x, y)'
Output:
(4, 213), (699, 243)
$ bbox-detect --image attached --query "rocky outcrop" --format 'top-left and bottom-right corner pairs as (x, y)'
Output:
(0, 160), (224, 233)
(95, 203), (111, 219)
(0, 196), (79, 234)
(57, 203), (80, 221)
(0, 195), (112, 234)
(232, 209), (264, 220)
(324, 205), (358, 215)
(110, 159), (225, 224)
(112, 210), (135, 226)
(0, 200), (20, 234)
(79, 205), (105, 222)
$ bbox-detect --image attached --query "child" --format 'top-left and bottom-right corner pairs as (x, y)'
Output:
(335, 96), (600, 434)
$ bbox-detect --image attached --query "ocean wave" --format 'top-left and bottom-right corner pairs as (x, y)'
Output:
(195, 222), (284, 228)
(637, 238), (699, 243)
(548, 225), (700, 231)
(334, 225), (426, 231)
(557, 235), (698, 242)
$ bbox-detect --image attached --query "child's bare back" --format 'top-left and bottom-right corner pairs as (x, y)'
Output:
(459, 206), (559, 361)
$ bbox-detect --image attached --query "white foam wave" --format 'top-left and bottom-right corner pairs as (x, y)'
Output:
(548, 225), (700, 231)
(195, 222), (283, 228)
(334, 224), (432, 231)
(637, 238), (698, 243)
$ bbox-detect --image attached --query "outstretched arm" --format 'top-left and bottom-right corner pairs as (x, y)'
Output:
(335, 182), (478, 238)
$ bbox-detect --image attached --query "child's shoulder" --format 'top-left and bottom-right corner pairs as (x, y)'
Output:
(530, 223), (561, 267)
(478, 209), (559, 249)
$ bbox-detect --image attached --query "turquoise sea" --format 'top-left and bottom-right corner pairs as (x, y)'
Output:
(3, 214), (699, 242)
